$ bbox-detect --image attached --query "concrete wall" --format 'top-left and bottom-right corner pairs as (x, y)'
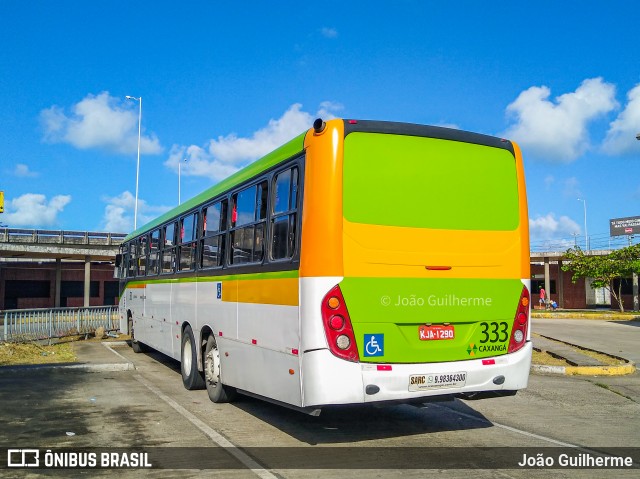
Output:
(531, 262), (636, 310)
(0, 261), (117, 310)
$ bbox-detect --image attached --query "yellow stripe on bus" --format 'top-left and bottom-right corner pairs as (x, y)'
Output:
(343, 220), (527, 279)
(221, 278), (299, 306)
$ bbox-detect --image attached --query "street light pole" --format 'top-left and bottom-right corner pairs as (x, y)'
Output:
(577, 198), (587, 251)
(126, 95), (142, 230)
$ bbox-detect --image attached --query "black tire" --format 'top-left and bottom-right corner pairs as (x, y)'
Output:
(181, 325), (205, 390)
(129, 317), (146, 353)
(204, 335), (237, 403)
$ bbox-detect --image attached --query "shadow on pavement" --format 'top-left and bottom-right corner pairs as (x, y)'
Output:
(606, 320), (640, 328)
(230, 393), (492, 445)
(123, 343), (496, 446)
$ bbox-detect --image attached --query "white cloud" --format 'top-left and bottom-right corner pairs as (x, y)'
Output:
(562, 177), (582, 198)
(503, 78), (617, 162)
(101, 191), (171, 232)
(320, 27), (338, 38)
(14, 163), (38, 177)
(602, 83), (640, 155)
(529, 213), (581, 241)
(165, 102), (342, 181)
(40, 92), (163, 155)
(3, 193), (71, 227)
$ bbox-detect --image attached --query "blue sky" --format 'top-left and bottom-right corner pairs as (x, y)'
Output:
(1, 1), (638, 252)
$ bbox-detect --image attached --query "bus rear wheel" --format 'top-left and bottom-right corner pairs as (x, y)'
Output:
(181, 325), (205, 390)
(204, 335), (237, 403)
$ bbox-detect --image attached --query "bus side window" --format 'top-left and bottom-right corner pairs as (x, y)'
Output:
(234, 184), (256, 227)
(148, 229), (160, 275)
(271, 167), (298, 260)
(128, 241), (137, 277)
(121, 244), (130, 279)
(162, 222), (177, 274)
(138, 235), (148, 276)
(200, 200), (226, 269)
(179, 212), (198, 272)
(230, 181), (267, 265)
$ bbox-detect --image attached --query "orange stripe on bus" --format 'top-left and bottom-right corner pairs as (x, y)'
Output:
(299, 119), (345, 278)
(513, 141), (531, 278)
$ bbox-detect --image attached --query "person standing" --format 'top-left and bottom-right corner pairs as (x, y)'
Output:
(539, 287), (546, 308)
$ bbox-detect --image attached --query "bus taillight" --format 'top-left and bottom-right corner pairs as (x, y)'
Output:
(321, 285), (360, 362)
(508, 286), (530, 353)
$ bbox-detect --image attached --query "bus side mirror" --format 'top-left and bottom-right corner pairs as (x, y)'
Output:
(114, 254), (123, 279)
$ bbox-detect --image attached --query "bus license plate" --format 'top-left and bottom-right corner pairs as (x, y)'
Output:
(419, 324), (454, 341)
(409, 372), (467, 391)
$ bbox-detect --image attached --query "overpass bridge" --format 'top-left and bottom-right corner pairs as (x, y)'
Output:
(0, 229), (125, 260)
(0, 229), (126, 309)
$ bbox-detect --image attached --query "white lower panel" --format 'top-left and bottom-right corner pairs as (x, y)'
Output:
(301, 342), (532, 406)
(301, 350), (365, 406)
(220, 338), (303, 407)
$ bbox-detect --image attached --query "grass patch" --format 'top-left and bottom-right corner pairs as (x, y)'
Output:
(531, 310), (640, 321)
(532, 349), (571, 367)
(0, 341), (77, 366)
(574, 347), (623, 366)
(532, 332), (627, 367)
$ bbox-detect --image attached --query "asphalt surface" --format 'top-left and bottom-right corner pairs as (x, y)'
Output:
(532, 318), (640, 365)
(1, 318), (639, 478)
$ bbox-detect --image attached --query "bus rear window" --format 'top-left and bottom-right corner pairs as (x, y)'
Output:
(343, 133), (520, 231)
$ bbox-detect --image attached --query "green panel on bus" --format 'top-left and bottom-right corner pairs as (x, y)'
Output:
(340, 277), (523, 363)
(343, 133), (519, 231)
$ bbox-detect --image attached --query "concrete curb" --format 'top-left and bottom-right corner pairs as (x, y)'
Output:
(532, 312), (640, 320)
(531, 335), (636, 376)
(531, 362), (636, 376)
(0, 362), (136, 373)
(0, 341), (136, 373)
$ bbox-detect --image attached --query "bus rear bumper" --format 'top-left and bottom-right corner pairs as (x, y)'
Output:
(301, 342), (532, 407)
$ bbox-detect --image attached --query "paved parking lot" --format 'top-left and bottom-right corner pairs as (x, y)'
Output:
(1, 320), (639, 478)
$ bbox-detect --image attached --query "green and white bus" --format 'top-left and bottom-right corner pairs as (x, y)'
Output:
(117, 118), (531, 414)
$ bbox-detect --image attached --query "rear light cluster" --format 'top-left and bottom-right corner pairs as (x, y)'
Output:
(321, 285), (360, 362)
(508, 286), (530, 353)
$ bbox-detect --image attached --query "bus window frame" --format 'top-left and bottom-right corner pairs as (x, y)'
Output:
(228, 179), (269, 267)
(147, 228), (161, 276)
(200, 199), (227, 271)
(137, 234), (148, 277)
(178, 211), (198, 273)
(161, 221), (178, 275)
(269, 165), (299, 263)
(127, 241), (137, 278)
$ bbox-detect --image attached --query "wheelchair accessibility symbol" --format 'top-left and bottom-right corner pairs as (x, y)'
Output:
(364, 334), (384, 357)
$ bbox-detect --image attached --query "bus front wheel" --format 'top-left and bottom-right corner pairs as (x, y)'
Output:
(129, 317), (146, 353)
(181, 325), (205, 390)
(204, 335), (237, 403)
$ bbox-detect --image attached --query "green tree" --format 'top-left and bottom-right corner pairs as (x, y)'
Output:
(561, 244), (640, 312)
